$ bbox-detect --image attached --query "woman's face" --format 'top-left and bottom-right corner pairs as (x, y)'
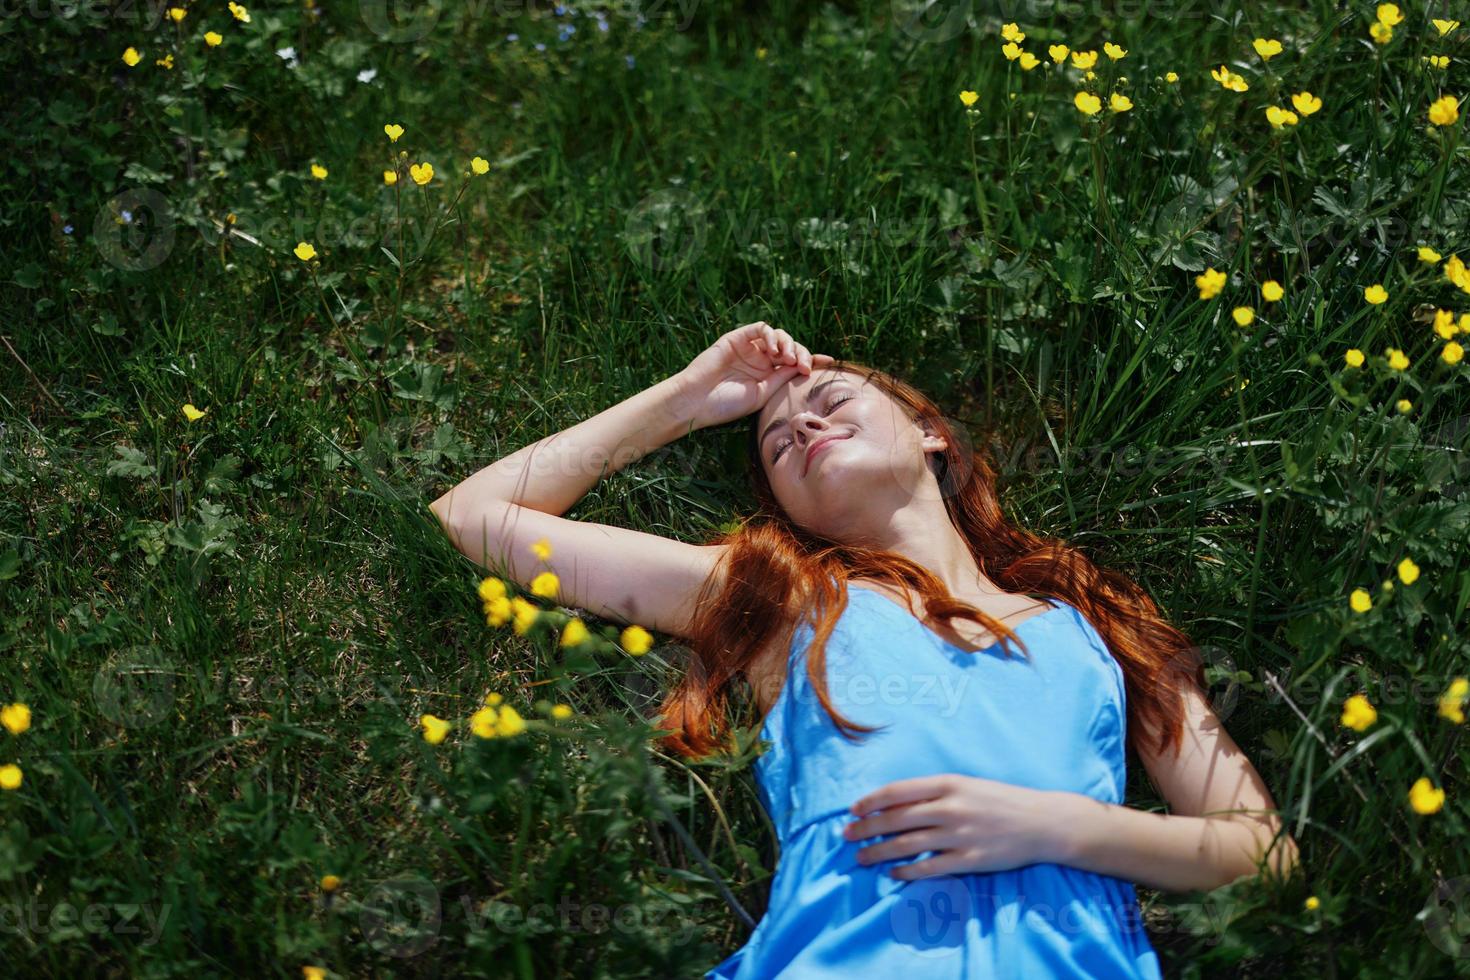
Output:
(755, 368), (947, 540)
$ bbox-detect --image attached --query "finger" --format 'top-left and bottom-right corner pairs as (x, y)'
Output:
(844, 801), (944, 841)
(755, 363), (804, 402)
(851, 776), (954, 816)
(888, 852), (967, 881)
(781, 335), (796, 364)
(856, 829), (946, 866)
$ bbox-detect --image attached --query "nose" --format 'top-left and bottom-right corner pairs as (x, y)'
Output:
(791, 413), (828, 445)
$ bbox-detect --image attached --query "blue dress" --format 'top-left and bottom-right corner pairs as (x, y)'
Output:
(706, 581), (1164, 978)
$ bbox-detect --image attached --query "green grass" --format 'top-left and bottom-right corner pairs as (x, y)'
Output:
(2, 0), (1468, 976)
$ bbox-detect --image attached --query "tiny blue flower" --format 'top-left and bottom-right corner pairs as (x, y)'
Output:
(506, 33), (518, 41)
(558, 23), (575, 40)
(63, 224), (74, 234)
(121, 210), (133, 223)
(625, 54), (635, 68)
(534, 42), (546, 51)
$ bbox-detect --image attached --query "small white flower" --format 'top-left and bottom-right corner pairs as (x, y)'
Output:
(276, 46), (298, 68)
(357, 68), (378, 83)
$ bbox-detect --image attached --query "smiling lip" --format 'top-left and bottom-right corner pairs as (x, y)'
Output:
(803, 433), (850, 475)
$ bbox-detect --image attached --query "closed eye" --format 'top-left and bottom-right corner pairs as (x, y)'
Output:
(772, 394), (853, 463)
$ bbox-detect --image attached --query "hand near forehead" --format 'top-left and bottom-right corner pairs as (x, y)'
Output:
(668, 321), (837, 431)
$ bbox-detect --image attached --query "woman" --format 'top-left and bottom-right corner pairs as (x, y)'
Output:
(430, 321), (1301, 977)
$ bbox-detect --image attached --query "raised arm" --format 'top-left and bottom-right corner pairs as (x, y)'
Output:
(429, 322), (833, 639)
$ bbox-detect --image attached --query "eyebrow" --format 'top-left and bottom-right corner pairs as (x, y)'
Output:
(760, 378), (844, 450)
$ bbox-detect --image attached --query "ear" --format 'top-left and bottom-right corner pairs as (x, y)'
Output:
(916, 416), (949, 454)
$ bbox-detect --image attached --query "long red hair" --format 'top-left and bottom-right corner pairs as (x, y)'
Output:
(654, 359), (1205, 764)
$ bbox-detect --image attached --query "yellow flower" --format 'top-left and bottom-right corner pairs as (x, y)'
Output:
(1048, 44), (1069, 64)
(1345, 348), (1365, 368)
(1108, 92), (1132, 112)
(1304, 896), (1320, 911)
(1408, 777), (1444, 815)
(959, 90), (979, 107)
(320, 874), (341, 893)
(303, 968), (326, 980)
(1447, 254), (1470, 290)
(204, 31), (222, 46)
(1432, 19), (1460, 36)
(1396, 398), (1413, 413)
(550, 704), (574, 720)
(1424, 55), (1450, 70)
(528, 537), (552, 561)
(471, 156), (490, 175)
(1002, 41), (1022, 61)
(469, 706), (499, 738)
(1291, 91), (1322, 116)
(168, 6), (186, 22)
(477, 576), (507, 602)
(1428, 94), (1460, 127)
(560, 618), (589, 648)
(755, 47), (767, 60)
(484, 595), (511, 626)
(1195, 267), (1227, 300)
(1369, 22), (1392, 45)
(1261, 280), (1284, 302)
(485, 692), (504, 707)
(1339, 694), (1378, 732)
(1443, 341), (1465, 365)
(228, 1), (250, 22)
(511, 596), (539, 635)
(384, 123), (404, 142)
(1433, 309), (1456, 339)
(621, 624), (653, 655)
(1397, 557), (1420, 585)
(1164, 71), (1179, 84)
(310, 163), (328, 180)
(1419, 246), (1442, 263)
(1070, 50), (1098, 71)
(530, 570), (559, 599)
(420, 713), (451, 744)
(1375, 3), (1403, 27)
(1104, 42), (1127, 60)
(1349, 588), (1372, 613)
(1252, 38), (1282, 61)
(1, 704), (30, 736)
(409, 162), (434, 185)
(383, 170), (397, 185)
(1386, 347), (1410, 370)
(1018, 52), (1039, 71)
(182, 403), (207, 422)
(1439, 677), (1469, 724)
(1001, 22), (1025, 42)
(1074, 91), (1102, 115)
(122, 46), (142, 66)
(0, 764), (19, 791)
(293, 241), (317, 262)
(1211, 65), (1249, 92)
(497, 705), (527, 736)
(1265, 105), (1299, 129)
(1232, 306), (1254, 327)
(155, 53), (174, 69)
(1364, 284), (1388, 305)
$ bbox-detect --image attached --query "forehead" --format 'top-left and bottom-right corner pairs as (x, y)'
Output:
(757, 368), (862, 427)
